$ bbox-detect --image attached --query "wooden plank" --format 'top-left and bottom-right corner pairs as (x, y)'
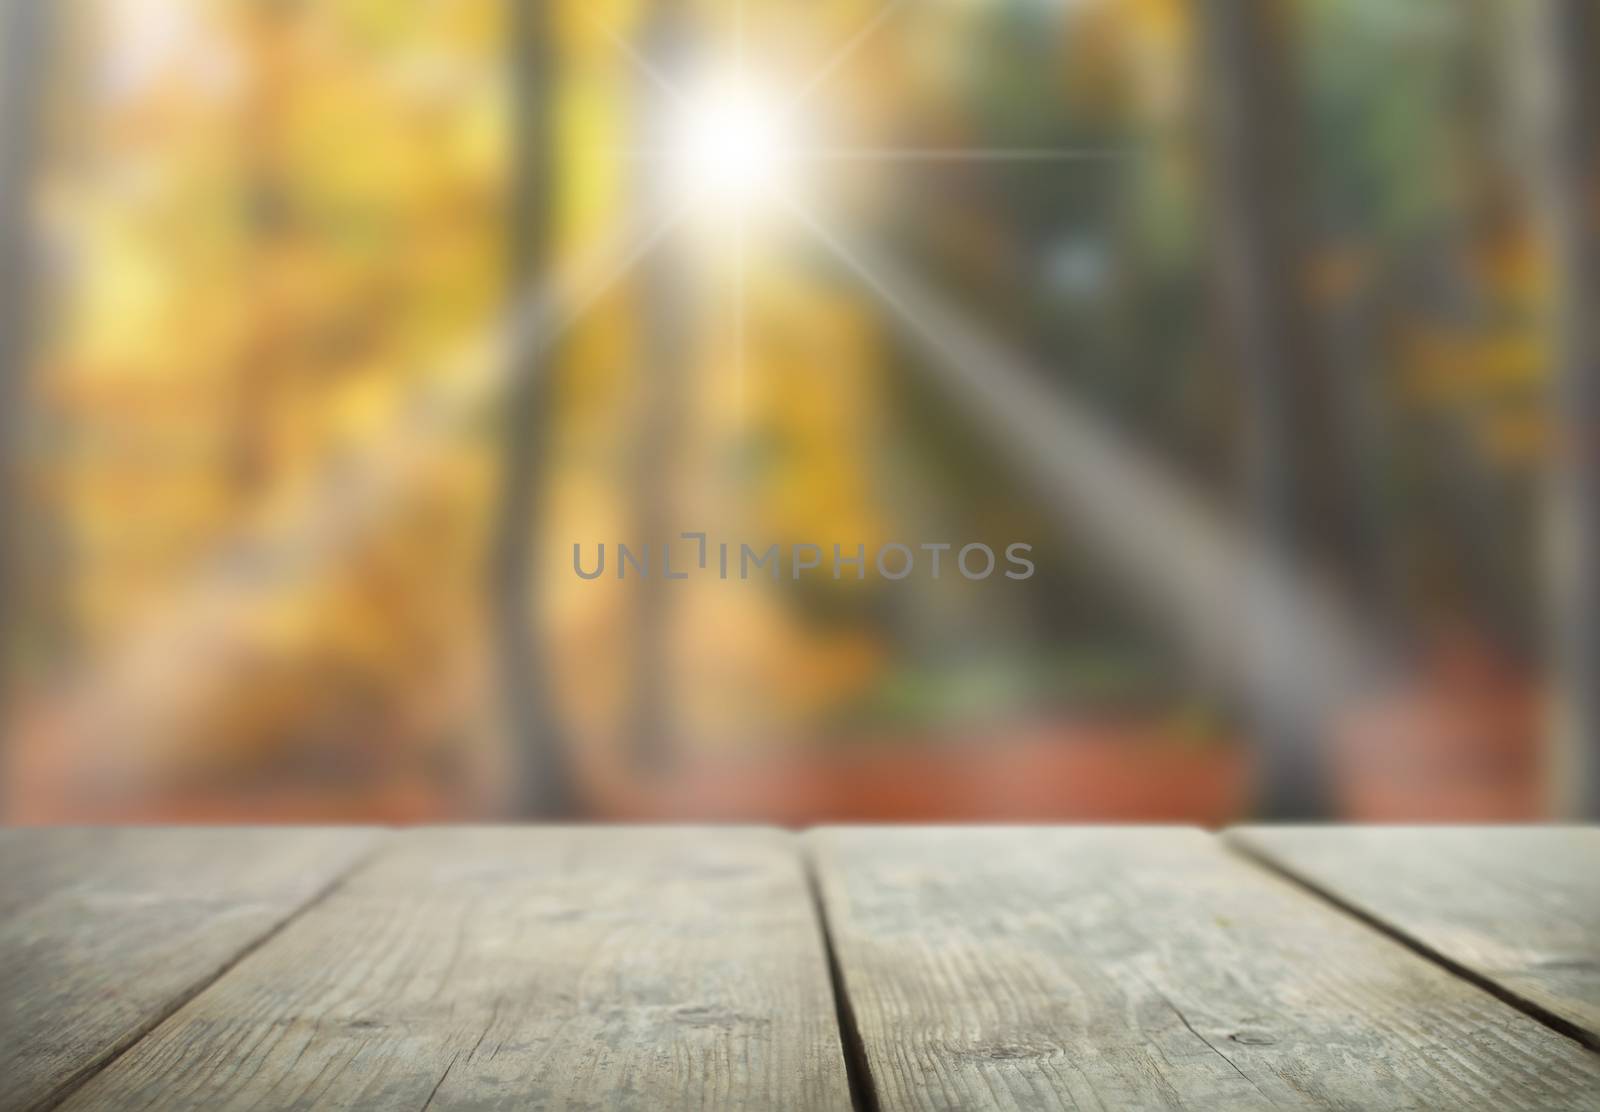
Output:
(0, 827), (382, 1112)
(59, 827), (851, 1111)
(1227, 825), (1600, 1048)
(810, 826), (1600, 1111)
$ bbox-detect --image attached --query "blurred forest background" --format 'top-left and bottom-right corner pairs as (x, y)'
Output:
(0, 0), (1595, 823)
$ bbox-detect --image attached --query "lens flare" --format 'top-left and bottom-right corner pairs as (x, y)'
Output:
(667, 71), (797, 211)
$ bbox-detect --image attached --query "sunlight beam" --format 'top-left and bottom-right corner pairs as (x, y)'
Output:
(798, 146), (1135, 164)
(593, 19), (688, 108)
(786, 0), (906, 112)
(783, 197), (1389, 730)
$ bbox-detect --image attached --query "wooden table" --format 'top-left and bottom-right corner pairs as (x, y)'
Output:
(2, 827), (1595, 1111)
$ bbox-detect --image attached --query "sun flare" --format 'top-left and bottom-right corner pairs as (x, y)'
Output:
(666, 70), (799, 213)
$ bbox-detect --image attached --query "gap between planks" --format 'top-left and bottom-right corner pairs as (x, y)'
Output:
(34, 835), (391, 1112)
(803, 849), (881, 1112)
(1220, 834), (1600, 1056)
(808, 826), (1600, 1110)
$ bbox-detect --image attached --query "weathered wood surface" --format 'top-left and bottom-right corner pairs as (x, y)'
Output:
(58, 827), (850, 1112)
(7, 826), (1598, 1111)
(809, 826), (1600, 1111)
(1227, 825), (1600, 1049)
(0, 827), (381, 1112)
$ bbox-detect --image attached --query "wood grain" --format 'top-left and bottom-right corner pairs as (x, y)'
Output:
(0, 827), (382, 1112)
(1227, 825), (1600, 1048)
(809, 826), (1600, 1111)
(59, 827), (851, 1112)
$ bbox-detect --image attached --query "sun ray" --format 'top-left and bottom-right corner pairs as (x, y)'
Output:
(499, 203), (692, 385)
(736, 0), (748, 422)
(785, 0), (906, 112)
(736, 0), (747, 78)
(592, 17), (688, 108)
(734, 199), (748, 426)
(780, 195), (1387, 731)
(797, 146), (1135, 164)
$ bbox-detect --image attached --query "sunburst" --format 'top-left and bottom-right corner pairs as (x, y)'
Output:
(597, 0), (1130, 421)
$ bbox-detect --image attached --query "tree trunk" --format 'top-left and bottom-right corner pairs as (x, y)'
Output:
(1196, 0), (1362, 818)
(0, 0), (54, 755)
(1533, 0), (1600, 818)
(489, 0), (577, 816)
